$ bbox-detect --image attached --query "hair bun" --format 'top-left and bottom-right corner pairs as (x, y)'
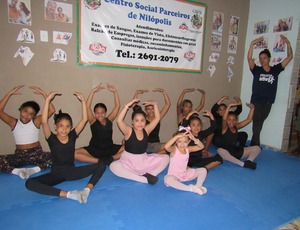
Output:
(133, 104), (142, 112)
(53, 109), (63, 121)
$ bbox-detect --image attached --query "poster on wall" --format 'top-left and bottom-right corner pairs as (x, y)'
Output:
(273, 17), (293, 33)
(253, 20), (269, 35)
(211, 32), (222, 52)
(253, 36), (268, 49)
(78, 0), (207, 73)
(8, 0), (32, 25)
(227, 35), (238, 54)
(229, 15), (239, 35)
(212, 11), (224, 33)
(273, 33), (287, 53)
(45, 0), (73, 23)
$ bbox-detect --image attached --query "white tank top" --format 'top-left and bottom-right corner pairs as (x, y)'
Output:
(12, 119), (40, 145)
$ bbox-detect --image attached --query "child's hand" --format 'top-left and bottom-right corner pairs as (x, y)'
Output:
(233, 96), (241, 103)
(143, 101), (157, 107)
(187, 130), (196, 141)
(74, 92), (85, 102)
(203, 109), (214, 120)
(126, 98), (140, 108)
(47, 91), (61, 101)
(230, 99), (242, 106)
(187, 110), (198, 119)
(106, 83), (117, 92)
(246, 103), (254, 109)
(221, 95), (229, 101)
(252, 36), (264, 45)
(9, 85), (24, 96)
(135, 89), (149, 95)
(197, 89), (205, 94)
(184, 88), (195, 93)
(30, 86), (46, 97)
(152, 88), (164, 93)
(92, 83), (105, 93)
(176, 130), (190, 139)
(217, 96), (229, 104)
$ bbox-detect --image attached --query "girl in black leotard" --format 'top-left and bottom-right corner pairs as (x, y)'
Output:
(217, 101), (261, 170)
(26, 91), (105, 204)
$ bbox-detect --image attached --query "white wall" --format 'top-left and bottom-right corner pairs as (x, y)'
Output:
(240, 0), (300, 149)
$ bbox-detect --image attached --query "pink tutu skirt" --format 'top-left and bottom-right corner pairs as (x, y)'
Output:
(167, 167), (195, 182)
(120, 151), (168, 175)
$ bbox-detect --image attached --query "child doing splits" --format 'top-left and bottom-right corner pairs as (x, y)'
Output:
(26, 92), (106, 204)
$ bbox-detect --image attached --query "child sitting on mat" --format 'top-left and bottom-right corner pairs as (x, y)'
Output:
(26, 91), (106, 204)
(164, 127), (207, 195)
(75, 83), (123, 165)
(180, 109), (223, 170)
(110, 98), (169, 184)
(217, 101), (261, 170)
(0, 85), (55, 179)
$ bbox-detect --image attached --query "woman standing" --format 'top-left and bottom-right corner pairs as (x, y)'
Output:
(247, 35), (293, 146)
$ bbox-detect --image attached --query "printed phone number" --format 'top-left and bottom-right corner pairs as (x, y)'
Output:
(116, 50), (179, 63)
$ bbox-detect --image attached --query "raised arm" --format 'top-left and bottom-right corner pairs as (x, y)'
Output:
(211, 96), (228, 116)
(280, 35), (293, 68)
(73, 92), (88, 136)
(117, 98), (140, 137)
(86, 83), (105, 124)
(106, 84), (120, 122)
(153, 88), (171, 120)
(180, 109), (199, 128)
(133, 89), (149, 99)
(185, 110), (199, 121)
(236, 103), (255, 129)
(248, 37), (264, 70)
(194, 89), (205, 112)
(233, 96), (242, 116)
(42, 92), (60, 139)
(217, 95), (229, 105)
(30, 86), (56, 127)
(221, 101), (241, 134)
(177, 88), (194, 123)
(144, 101), (160, 134)
(0, 85), (24, 129)
(164, 134), (179, 153)
(187, 130), (204, 152)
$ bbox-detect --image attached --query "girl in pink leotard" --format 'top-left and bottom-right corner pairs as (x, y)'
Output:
(164, 127), (207, 195)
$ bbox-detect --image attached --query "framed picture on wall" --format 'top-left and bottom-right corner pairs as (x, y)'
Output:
(229, 15), (239, 35)
(45, 0), (73, 23)
(253, 20), (269, 35)
(8, 0), (32, 26)
(212, 11), (224, 33)
(273, 33), (287, 53)
(273, 17), (293, 32)
(227, 35), (238, 54)
(211, 32), (222, 52)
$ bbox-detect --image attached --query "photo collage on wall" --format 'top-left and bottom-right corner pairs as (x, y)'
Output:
(7, 0), (73, 66)
(209, 12), (239, 82)
(252, 17), (293, 66)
